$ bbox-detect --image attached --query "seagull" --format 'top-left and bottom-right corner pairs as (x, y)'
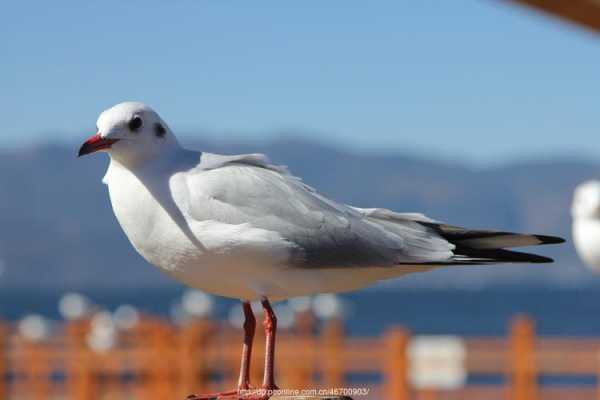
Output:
(572, 180), (600, 270)
(79, 101), (564, 399)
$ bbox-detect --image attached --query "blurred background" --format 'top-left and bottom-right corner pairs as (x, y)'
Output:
(1, 1), (600, 399)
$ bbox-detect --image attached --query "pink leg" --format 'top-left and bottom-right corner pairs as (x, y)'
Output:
(261, 298), (279, 391)
(238, 301), (256, 389)
(186, 302), (257, 400)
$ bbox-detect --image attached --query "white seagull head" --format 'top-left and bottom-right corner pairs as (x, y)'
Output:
(78, 102), (178, 164)
(572, 180), (600, 220)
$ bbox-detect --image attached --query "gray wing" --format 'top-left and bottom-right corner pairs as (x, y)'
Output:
(181, 153), (455, 269)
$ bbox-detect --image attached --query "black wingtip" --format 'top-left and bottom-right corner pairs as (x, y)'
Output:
(491, 249), (555, 264)
(451, 246), (556, 264)
(525, 254), (555, 263)
(535, 235), (566, 245)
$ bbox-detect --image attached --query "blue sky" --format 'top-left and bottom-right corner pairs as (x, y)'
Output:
(1, 1), (599, 164)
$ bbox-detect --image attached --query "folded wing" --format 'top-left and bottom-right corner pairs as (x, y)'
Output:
(181, 153), (563, 269)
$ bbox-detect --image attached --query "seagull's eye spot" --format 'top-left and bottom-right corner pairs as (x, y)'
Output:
(154, 123), (166, 138)
(128, 116), (143, 132)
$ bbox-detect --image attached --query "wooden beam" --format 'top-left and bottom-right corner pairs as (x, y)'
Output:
(508, 0), (600, 33)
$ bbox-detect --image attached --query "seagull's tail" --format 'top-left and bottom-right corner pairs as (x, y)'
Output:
(421, 222), (565, 265)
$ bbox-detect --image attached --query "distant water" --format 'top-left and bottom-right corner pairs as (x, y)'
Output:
(1, 287), (600, 336)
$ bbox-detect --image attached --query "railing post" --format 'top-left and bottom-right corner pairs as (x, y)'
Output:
(288, 336), (316, 390)
(384, 327), (410, 400)
(146, 321), (175, 399)
(179, 320), (211, 398)
(508, 315), (537, 400)
(596, 351), (600, 400)
(0, 322), (7, 399)
(417, 389), (439, 400)
(66, 320), (96, 400)
(322, 318), (345, 388)
(24, 340), (49, 399)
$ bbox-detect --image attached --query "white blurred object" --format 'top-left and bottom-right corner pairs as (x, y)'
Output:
(113, 305), (139, 330)
(312, 294), (347, 319)
(408, 335), (466, 390)
(182, 289), (214, 318)
(58, 292), (90, 320)
(273, 303), (295, 329)
(18, 314), (50, 341)
(288, 296), (311, 313)
(90, 311), (115, 333)
(87, 311), (117, 352)
(227, 304), (244, 329)
(572, 180), (600, 271)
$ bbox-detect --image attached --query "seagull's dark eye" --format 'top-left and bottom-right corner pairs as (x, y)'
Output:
(154, 123), (166, 138)
(128, 116), (143, 132)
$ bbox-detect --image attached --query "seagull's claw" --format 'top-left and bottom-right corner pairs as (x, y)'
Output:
(186, 385), (277, 400)
(185, 390), (237, 400)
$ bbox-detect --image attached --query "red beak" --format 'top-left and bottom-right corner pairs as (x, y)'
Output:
(78, 133), (120, 157)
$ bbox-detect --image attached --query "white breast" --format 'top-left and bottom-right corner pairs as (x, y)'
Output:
(104, 161), (197, 271)
(102, 161), (300, 300)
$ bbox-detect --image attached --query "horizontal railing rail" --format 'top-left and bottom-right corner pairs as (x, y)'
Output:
(1, 314), (600, 399)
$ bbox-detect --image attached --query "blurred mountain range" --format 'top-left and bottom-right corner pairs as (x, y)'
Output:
(0, 137), (598, 291)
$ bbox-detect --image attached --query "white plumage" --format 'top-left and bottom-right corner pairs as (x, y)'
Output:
(81, 102), (563, 301)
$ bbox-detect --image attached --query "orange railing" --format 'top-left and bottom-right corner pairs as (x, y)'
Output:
(1, 314), (600, 399)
